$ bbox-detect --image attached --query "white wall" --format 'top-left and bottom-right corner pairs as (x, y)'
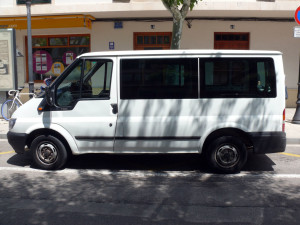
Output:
(91, 20), (299, 85)
(1, 0), (13, 7)
(91, 21), (173, 51)
(55, 0), (112, 4)
(90, 19), (300, 106)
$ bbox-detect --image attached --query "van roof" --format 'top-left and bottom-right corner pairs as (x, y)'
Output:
(80, 49), (282, 58)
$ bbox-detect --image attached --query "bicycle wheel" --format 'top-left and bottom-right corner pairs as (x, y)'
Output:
(1, 100), (19, 121)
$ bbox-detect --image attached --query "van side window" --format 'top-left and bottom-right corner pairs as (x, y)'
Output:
(200, 58), (276, 98)
(120, 58), (198, 99)
(56, 59), (113, 107)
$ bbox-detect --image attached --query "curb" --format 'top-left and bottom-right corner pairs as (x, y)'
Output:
(286, 138), (300, 145)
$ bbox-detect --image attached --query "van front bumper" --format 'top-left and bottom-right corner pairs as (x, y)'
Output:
(7, 131), (28, 154)
(249, 132), (286, 154)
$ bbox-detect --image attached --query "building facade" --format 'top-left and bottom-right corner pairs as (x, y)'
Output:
(0, 0), (299, 107)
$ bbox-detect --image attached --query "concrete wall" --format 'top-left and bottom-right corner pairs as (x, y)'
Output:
(2, 0), (298, 18)
(90, 19), (300, 107)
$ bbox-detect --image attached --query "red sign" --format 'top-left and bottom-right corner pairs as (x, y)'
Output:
(33, 50), (52, 74)
(295, 6), (300, 24)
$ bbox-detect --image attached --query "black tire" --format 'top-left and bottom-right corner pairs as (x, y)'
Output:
(30, 135), (68, 170)
(205, 136), (248, 174)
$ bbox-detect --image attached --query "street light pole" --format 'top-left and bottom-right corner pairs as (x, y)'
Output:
(26, 0), (34, 95)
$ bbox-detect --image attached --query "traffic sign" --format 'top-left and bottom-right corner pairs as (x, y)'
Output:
(295, 6), (300, 24)
(294, 27), (300, 38)
(109, 42), (115, 50)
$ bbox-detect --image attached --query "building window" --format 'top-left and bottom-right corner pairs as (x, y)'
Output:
(26, 34), (90, 82)
(134, 32), (172, 50)
(214, 32), (250, 50)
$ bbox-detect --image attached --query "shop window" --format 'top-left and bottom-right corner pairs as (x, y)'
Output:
(134, 32), (171, 50)
(49, 37), (68, 46)
(26, 34), (90, 82)
(70, 36), (90, 46)
(32, 37), (47, 47)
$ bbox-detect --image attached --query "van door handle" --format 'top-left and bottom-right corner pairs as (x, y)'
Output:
(111, 104), (118, 114)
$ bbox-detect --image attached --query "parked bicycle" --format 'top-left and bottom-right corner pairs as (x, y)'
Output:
(1, 76), (55, 121)
(1, 89), (36, 121)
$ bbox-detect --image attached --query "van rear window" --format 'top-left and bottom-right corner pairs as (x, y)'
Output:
(200, 58), (276, 98)
(120, 58), (198, 99)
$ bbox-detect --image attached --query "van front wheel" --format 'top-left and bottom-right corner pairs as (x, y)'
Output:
(206, 136), (247, 174)
(31, 135), (68, 170)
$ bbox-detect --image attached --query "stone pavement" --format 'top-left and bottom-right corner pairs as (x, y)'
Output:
(0, 118), (8, 140)
(0, 108), (300, 144)
(285, 108), (300, 144)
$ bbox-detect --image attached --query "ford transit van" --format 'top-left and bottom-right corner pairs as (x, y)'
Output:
(7, 50), (286, 173)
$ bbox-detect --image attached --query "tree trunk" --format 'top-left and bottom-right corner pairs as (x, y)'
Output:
(171, 17), (184, 49)
(164, 0), (190, 49)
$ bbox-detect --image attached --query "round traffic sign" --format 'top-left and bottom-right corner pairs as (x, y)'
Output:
(295, 6), (300, 24)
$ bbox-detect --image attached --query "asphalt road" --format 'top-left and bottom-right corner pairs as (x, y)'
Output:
(1, 139), (300, 225)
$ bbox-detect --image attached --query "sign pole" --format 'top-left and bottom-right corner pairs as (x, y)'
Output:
(292, 83), (300, 124)
(26, 0), (34, 95)
(292, 6), (300, 123)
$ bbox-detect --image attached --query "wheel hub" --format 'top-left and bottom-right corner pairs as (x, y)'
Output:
(216, 145), (239, 168)
(37, 143), (58, 165)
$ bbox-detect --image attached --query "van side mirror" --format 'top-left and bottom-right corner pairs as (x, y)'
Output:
(45, 86), (54, 106)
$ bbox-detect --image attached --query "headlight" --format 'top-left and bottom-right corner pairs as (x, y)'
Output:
(9, 118), (16, 130)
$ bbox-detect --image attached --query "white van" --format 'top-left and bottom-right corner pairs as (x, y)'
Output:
(7, 50), (286, 173)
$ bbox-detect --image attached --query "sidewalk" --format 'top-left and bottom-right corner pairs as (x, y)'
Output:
(0, 118), (8, 139)
(0, 108), (300, 144)
(285, 108), (300, 144)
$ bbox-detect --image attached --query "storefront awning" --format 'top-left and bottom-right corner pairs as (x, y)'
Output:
(0, 14), (95, 30)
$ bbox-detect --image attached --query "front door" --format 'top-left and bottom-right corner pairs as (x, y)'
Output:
(52, 57), (118, 153)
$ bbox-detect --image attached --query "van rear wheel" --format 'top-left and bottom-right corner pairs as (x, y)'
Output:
(206, 136), (247, 174)
(31, 135), (68, 170)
